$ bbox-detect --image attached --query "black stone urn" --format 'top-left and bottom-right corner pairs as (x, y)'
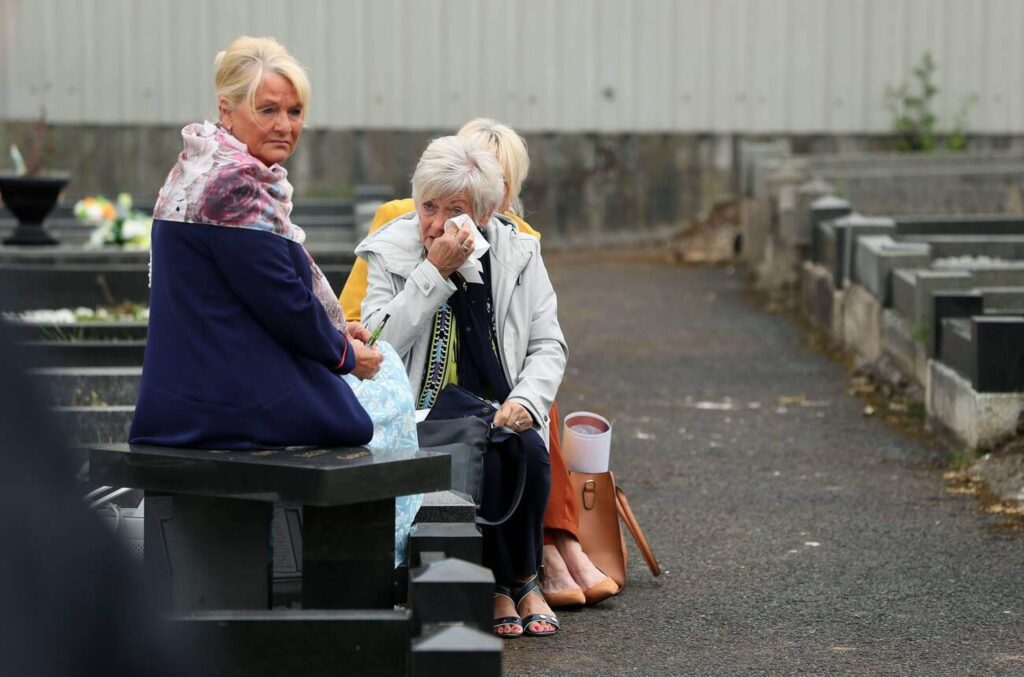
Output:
(0, 173), (70, 245)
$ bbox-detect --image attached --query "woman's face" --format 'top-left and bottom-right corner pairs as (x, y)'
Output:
(417, 191), (475, 250)
(220, 73), (304, 166)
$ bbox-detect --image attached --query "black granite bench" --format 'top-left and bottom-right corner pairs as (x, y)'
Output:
(90, 442), (450, 611)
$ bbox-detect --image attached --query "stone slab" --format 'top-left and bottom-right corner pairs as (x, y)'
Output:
(831, 214), (896, 290)
(411, 624), (502, 677)
(90, 443), (450, 508)
(20, 340), (146, 367)
(6, 320), (148, 341)
(409, 522), (483, 567)
(842, 284), (883, 364)
(170, 608), (410, 677)
(895, 215), (1024, 236)
(414, 490), (477, 524)
(852, 235), (931, 304)
(409, 558), (494, 635)
(56, 405), (133, 445)
(933, 292), (984, 362)
(34, 366), (142, 406)
(979, 287), (1024, 313)
(145, 493), (272, 611)
(927, 359), (1024, 450)
(808, 196), (852, 264)
(939, 318), (975, 385)
(892, 269), (973, 328)
(903, 235), (1024, 260)
(882, 308), (917, 379)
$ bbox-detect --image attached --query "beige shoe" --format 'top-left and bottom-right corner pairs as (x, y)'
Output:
(583, 577), (619, 606)
(544, 586), (586, 608)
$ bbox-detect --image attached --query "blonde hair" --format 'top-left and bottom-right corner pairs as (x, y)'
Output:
(214, 36), (310, 114)
(412, 136), (505, 224)
(457, 117), (529, 216)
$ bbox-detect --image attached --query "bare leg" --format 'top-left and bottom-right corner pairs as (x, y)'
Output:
(553, 529), (612, 590)
(540, 543), (581, 594)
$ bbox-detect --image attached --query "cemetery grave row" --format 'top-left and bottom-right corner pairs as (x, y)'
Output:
(741, 145), (1024, 450)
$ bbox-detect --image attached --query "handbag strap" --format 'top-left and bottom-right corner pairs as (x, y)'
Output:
(475, 425), (528, 527)
(615, 486), (662, 577)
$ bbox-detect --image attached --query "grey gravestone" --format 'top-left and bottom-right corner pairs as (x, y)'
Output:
(890, 269), (974, 351)
(809, 195), (851, 264)
(409, 557), (494, 635)
(792, 178), (835, 247)
(980, 287), (1024, 313)
(411, 624), (502, 677)
(939, 317), (974, 384)
(830, 213), (896, 289)
(933, 292), (984, 361)
(852, 235), (931, 305)
(409, 522), (483, 567)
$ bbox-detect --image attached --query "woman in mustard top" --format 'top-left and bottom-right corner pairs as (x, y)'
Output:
(341, 118), (619, 608)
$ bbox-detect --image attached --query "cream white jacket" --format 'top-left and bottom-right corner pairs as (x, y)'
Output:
(355, 213), (567, 448)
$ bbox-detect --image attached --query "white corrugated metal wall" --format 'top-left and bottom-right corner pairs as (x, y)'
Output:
(2, 0), (1023, 133)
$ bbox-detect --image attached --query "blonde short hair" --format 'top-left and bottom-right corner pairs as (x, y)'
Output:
(412, 136), (505, 223)
(457, 117), (530, 216)
(214, 36), (310, 113)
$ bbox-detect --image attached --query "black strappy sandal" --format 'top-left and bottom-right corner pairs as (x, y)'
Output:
(513, 576), (560, 637)
(492, 586), (524, 639)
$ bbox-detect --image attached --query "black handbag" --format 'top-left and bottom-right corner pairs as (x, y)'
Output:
(416, 385), (527, 527)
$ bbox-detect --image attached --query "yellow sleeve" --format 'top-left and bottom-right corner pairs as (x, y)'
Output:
(508, 213), (542, 240)
(340, 198), (416, 322)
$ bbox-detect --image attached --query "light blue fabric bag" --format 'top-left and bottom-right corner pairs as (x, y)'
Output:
(343, 342), (422, 568)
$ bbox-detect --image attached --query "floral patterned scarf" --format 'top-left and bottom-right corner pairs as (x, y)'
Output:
(153, 121), (347, 333)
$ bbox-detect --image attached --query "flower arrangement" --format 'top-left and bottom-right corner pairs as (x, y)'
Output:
(4, 304), (149, 324)
(74, 193), (152, 249)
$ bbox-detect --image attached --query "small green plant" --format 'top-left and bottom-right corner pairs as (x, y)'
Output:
(947, 449), (977, 471)
(885, 52), (976, 152)
(911, 324), (930, 345)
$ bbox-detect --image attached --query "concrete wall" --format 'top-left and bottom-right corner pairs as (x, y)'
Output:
(0, 122), (731, 239)
(5, 0), (1024, 134)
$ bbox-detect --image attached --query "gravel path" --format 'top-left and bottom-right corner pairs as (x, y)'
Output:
(503, 259), (1024, 676)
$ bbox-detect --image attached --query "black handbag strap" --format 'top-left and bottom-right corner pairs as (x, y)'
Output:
(475, 425), (528, 527)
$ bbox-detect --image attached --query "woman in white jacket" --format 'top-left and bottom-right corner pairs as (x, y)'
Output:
(356, 135), (567, 638)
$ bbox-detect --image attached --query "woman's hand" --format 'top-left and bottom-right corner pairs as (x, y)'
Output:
(426, 223), (475, 278)
(346, 321), (371, 344)
(350, 338), (383, 380)
(493, 400), (533, 432)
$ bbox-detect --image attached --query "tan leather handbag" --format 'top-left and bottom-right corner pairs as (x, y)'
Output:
(569, 470), (661, 589)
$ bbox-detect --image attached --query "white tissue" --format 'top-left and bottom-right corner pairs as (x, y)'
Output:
(444, 214), (490, 284)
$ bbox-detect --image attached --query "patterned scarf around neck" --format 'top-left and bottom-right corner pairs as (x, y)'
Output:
(152, 121), (347, 333)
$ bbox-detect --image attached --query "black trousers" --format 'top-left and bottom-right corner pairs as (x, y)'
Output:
(479, 428), (551, 588)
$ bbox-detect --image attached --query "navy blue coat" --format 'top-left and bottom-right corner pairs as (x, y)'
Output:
(129, 220), (373, 449)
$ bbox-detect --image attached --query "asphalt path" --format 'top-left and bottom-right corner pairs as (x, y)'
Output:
(503, 259), (1024, 676)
